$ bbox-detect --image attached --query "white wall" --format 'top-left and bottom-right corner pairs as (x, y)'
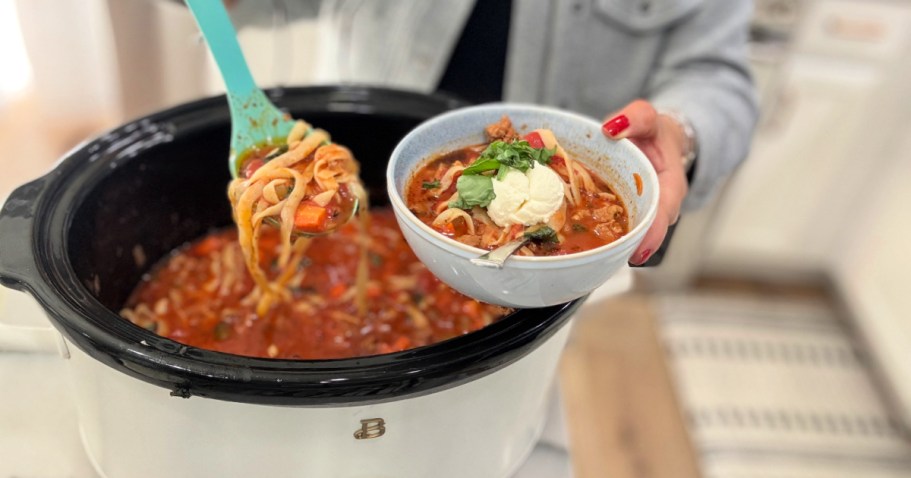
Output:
(835, 127), (911, 426)
(108, 0), (323, 121)
(14, 0), (118, 125)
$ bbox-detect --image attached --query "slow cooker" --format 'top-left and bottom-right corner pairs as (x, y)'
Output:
(0, 86), (583, 478)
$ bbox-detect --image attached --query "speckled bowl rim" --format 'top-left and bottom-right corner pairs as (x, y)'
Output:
(386, 103), (660, 264)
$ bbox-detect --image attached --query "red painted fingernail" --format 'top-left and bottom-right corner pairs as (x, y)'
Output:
(602, 115), (630, 137)
(637, 249), (652, 264)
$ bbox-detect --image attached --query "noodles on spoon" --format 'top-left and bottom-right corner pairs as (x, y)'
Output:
(227, 121), (368, 315)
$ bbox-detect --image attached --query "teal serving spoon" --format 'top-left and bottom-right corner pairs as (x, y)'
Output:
(186, 0), (294, 178)
(186, 0), (357, 235)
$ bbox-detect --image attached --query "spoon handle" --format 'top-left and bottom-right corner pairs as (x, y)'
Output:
(186, 0), (293, 178)
(470, 238), (529, 269)
(185, 0), (256, 95)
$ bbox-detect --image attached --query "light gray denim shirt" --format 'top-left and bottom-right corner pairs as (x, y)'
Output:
(233, 0), (758, 209)
(507, 0), (758, 209)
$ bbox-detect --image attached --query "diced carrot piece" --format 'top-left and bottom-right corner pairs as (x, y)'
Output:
(328, 283), (347, 299)
(462, 301), (481, 321)
(367, 283), (382, 298)
(524, 131), (545, 149)
(294, 204), (328, 232)
(392, 336), (411, 351)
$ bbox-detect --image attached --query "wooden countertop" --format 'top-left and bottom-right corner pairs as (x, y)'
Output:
(560, 295), (702, 478)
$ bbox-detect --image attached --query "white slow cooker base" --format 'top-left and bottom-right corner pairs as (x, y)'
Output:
(503, 412), (549, 478)
(77, 415), (552, 478)
(68, 322), (573, 478)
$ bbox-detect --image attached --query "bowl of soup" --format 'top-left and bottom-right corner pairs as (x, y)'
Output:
(0, 87), (583, 478)
(387, 103), (659, 308)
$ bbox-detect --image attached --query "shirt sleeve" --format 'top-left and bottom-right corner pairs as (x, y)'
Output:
(645, 0), (760, 210)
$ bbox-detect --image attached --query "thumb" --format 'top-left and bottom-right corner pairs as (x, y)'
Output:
(602, 99), (658, 141)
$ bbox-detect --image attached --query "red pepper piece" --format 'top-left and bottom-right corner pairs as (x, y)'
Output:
(524, 131), (545, 149)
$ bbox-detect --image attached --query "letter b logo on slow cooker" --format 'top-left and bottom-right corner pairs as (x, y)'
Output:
(354, 418), (386, 440)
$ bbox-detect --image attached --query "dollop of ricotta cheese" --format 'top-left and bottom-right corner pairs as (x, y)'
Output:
(487, 165), (564, 227)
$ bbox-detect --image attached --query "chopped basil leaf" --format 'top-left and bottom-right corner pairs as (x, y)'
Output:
(462, 140), (557, 178)
(368, 252), (384, 267)
(496, 165), (511, 181)
(571, 223), (587, 232)
(524, 225), (558, 243)
(449, 175), (495, 210)
(422, 179), (441, 190)
(530, 145), (556, 166)
(461, 156), (501, 175)
(213, 321), (231, 341)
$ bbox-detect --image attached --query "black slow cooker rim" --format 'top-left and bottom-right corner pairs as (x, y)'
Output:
(3, 85), (583, 405)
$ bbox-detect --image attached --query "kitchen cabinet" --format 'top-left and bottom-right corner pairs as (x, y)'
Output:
(702, 0), (911, 282)
(700, 0), (911, 429)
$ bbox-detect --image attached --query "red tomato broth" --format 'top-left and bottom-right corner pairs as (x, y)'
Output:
(122, 209), (511, 359)
(405, 145), (630, 256)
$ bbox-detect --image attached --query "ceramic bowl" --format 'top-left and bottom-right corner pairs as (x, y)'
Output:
(387, 103), (659, 308)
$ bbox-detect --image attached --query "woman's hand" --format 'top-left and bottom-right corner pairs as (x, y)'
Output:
(601, 100), (689, 265)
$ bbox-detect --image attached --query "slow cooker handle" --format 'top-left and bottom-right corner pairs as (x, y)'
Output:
(0, 176), (48, 292)
(0, 175), (67, 355)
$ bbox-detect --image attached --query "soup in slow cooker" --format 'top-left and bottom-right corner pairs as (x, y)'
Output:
(121, 209), (511, 359)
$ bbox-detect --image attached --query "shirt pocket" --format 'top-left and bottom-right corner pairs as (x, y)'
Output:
(592, 0), (704, 33)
